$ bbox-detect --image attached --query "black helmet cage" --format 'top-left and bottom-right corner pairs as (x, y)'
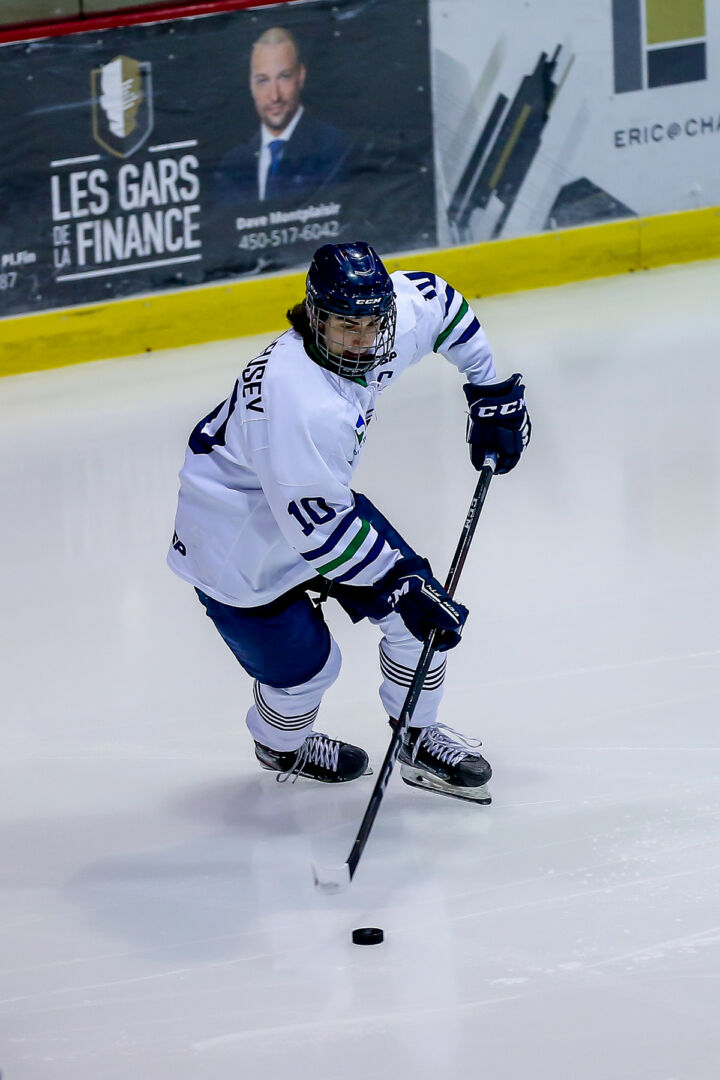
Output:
(306, 298), (397, 378)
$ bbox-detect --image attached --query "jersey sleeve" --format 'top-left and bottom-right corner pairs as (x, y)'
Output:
(247, 401), (404, 588)
(402, 271), (498, 386)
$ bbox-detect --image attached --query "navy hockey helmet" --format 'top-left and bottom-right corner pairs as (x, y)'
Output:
(305, 242), (397, 378)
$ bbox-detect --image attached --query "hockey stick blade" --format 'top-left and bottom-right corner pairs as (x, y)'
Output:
(312, 861), (351, 894)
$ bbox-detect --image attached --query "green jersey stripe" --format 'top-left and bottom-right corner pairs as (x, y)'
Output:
(316, 519), (371, 575)
(434, 297), (469, 351)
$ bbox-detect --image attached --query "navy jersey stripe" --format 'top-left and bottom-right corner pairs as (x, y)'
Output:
(449, 316), (482, 348)
(405, 272), (437, 287)
(300, 509), (359, 562)
(434, 298), (468, 350)
(317, 520), (370, 576)
(405, 271), (437, 299)
(332, 533), (386, 584)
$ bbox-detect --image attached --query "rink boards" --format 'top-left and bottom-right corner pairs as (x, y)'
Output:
(1, 202), (719, 378)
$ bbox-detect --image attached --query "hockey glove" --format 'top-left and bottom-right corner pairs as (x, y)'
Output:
(464, 373), (531, 474)
(375, 556), (468, 651)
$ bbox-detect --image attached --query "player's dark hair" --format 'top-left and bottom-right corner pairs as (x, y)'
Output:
(287, 301), (311, 338)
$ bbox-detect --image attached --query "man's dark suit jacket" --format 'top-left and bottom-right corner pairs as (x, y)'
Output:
(214, 111), (351, 207)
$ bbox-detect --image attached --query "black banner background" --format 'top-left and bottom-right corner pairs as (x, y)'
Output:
(0, 0), (434, 317)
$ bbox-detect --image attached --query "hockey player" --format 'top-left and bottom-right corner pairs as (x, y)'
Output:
(168, 242), (530, 803)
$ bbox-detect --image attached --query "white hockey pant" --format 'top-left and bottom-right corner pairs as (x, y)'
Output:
(245, 611), (445, 752)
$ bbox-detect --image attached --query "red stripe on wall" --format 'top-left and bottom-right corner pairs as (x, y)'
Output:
(0, 0), (303, 44)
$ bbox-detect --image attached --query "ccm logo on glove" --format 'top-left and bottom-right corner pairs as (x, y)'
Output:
(464, 373), (531, 475)
(472, 398), (525, 418)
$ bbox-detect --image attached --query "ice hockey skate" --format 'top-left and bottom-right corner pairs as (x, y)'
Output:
(255, 732), (371, 784)
(394, 721), (492, 804)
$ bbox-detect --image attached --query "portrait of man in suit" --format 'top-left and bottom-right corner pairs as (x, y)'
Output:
(215, 26), (351, 207)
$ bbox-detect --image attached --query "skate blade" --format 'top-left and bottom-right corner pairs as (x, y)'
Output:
(258, 764), (373, 781)
(400, 764), (492, 805)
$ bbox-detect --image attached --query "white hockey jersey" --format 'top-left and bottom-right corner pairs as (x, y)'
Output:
(167, 271), (497, 607)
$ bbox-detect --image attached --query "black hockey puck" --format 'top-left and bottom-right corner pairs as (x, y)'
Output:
(352, 927), (384, 945)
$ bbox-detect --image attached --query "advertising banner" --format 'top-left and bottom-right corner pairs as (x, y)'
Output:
(0, 0), (434, 318)
(431, 0), (719, 246)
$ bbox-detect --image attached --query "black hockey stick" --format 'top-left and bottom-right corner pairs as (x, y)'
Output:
(312, 453), (497, 893)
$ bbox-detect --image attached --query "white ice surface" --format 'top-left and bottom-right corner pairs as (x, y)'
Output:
(1, 261), (719, 1079)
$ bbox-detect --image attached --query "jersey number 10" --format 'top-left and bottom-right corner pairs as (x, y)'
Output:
(287, 497), (337, 536)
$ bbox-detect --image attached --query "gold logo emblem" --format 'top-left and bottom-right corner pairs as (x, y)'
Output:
(91, 55), (153, 158)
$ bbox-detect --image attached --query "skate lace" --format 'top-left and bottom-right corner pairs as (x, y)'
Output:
(411, 723), (483, 767)
(277, 734), (340, 783)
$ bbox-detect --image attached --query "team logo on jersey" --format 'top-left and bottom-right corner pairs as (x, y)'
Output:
(91, 55), (154, 158)
(355, 413), (366, 447)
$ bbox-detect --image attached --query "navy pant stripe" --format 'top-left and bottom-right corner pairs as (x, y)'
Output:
(254, 683), (319, 726)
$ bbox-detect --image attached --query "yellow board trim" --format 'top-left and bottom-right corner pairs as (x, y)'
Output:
(2, 204), (719, 378)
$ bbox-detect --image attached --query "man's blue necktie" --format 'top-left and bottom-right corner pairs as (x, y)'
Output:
(265, 139), (285, 199)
